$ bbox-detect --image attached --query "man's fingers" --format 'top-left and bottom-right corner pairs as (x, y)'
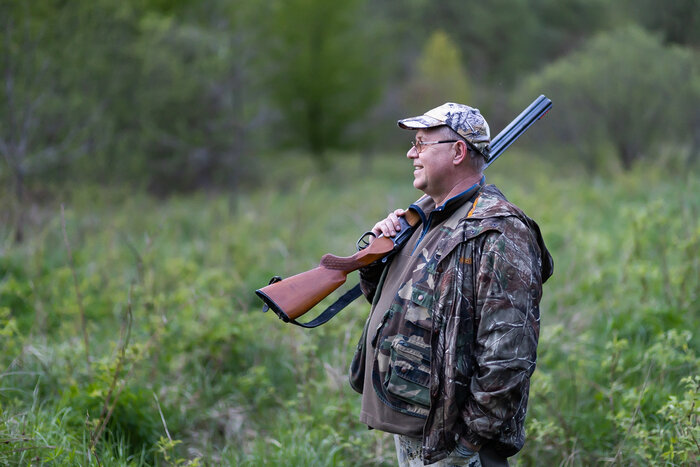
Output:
(372, 209), (407, 238)
(372, 220), (393, 237)
(387, 213), (400, 234)
(389, 209), (407, 233)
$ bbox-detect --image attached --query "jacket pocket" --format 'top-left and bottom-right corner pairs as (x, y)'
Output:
(404, 285), (433, 331)
(385, 335), (431, 408)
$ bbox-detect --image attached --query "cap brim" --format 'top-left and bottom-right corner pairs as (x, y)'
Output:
(397, 115), (444, 130)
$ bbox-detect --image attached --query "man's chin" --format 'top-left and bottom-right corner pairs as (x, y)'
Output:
(413, 179), (424, 191)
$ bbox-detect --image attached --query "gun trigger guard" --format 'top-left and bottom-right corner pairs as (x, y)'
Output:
(261, 276), (284, 313)
(357, 231), (376, 250)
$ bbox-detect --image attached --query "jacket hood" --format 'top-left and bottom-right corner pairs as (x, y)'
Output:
(469, 184), (554, 283)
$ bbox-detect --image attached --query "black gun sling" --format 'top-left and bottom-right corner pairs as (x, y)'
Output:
(285, 283), (364, 328)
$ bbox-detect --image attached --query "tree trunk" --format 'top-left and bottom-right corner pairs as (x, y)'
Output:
(617, 141), (638, 171)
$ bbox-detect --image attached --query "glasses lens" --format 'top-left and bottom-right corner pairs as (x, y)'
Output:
(412, 141), (421, 153)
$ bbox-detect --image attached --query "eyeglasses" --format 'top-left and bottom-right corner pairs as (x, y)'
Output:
(410, 140), (459, 154)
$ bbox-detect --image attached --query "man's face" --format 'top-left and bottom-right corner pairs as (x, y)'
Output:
(407, 127), (456, 200)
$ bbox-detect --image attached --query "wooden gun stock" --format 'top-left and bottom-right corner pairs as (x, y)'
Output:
(255, 210), (420, 322)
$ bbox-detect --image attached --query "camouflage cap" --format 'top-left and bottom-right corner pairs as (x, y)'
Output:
(398, 103), (491, 158)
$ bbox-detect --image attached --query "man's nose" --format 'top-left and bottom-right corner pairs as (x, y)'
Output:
(407, 146), (418, 158)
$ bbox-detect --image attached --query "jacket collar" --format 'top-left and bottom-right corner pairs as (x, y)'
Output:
(410, 176), (485, 225)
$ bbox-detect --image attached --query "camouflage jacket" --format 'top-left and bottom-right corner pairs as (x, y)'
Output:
(350, 184), (553, 464)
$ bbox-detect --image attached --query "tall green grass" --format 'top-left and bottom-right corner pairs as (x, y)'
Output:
(1, 151), (698, 465)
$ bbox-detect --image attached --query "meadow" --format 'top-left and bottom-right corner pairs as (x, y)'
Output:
(1, 151), (698, 466)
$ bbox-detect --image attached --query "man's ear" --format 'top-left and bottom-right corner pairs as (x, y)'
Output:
(452, 140), (468, 166)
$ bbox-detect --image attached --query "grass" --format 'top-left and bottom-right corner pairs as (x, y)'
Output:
(1, 150), (698, 465)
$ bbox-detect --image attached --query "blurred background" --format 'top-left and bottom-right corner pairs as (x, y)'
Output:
(2, 0), (698, 205)
(1, 0), (698, 465)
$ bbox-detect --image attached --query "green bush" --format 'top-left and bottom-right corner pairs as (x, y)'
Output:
(1, 153), (698, 465)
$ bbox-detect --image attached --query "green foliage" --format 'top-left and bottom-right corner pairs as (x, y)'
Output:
(403, 30), (471, 115)
(1, 0), (698, 197)
(420, 0), (615, 82)
(1, 151), (699, 465)
(2, 3), (699, 462)
(623, 0), (700, 47)
(511, 163), (699, 465)
(521, 25), (699, 171)
(0, 0), (267, 196)
(262, 0), (388, 166)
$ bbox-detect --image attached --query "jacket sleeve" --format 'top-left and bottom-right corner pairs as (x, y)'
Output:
(460, 219), (543, 447)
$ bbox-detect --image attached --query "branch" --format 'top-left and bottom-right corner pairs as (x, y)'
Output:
(90, 284), (134, 450)
(612, 362), (654, 463)
(153, 392), (172, 442)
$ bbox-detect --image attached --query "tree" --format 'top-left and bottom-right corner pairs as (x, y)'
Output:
(262, 0), (388, 169)
(403, 30), (472, 115)
(421, 0), (615, 83)
(521, 25), (698, 171)
(109, 0), (269, 192)
(0, 0), (116, 241)
(624, 0), (700, 47)
(0, 0), (269, 204)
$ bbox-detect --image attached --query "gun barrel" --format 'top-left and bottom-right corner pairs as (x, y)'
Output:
(485, 95), (552, 169)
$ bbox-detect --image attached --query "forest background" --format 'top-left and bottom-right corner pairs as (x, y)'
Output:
(1, 0), (698, 465)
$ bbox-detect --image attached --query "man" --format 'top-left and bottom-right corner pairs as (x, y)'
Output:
(348, 103), (553, 466)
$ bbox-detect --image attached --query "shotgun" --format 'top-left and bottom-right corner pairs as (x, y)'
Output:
(256, 95), (552, 327)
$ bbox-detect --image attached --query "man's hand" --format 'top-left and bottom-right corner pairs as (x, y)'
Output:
(371, 209), (407, 238)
